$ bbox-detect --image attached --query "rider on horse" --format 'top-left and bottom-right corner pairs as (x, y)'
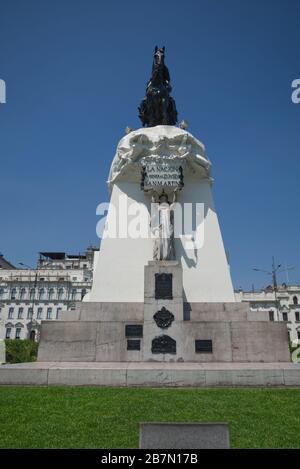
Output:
(139, 46), (178, 127)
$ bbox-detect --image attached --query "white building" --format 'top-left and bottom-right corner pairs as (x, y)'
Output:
(235, 284), (300, 343)
(0, 247), (98, 341)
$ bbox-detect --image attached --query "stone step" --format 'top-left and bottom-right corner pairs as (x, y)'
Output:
(0, 361), (299, 387)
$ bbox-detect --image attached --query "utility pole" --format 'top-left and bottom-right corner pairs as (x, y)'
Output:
(253, 257), (286, 321)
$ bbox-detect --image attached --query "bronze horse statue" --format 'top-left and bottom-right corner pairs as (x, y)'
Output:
(139, 47), (178, 127)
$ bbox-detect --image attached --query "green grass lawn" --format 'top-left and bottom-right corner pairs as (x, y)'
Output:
(0, 387), (299, 448)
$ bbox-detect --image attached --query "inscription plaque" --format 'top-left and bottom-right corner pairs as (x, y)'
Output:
(155, 273), (173, 299)
(125, 325), (143, 338)
(195, 340), (213, 353)
(127, 339), (141, 351)
(153, 307), (174, 329)
(151, 335), (176, 354)
(141, 162), (184, 190)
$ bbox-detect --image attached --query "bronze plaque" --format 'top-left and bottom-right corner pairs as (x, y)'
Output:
(155, 273), (173, 299)
(125, 325), (143, 338)
(151, 335), (176, 354)
(195, 340), (213, 353)
(127, 339), (141, 351)
(153, 307), (174, 329)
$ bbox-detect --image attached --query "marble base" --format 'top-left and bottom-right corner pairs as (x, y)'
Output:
(37, 301), (290, 363)
(35, 262), (290, 366)
(0, 362), (299, 387)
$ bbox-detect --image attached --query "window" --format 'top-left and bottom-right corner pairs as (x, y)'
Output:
(282, 312), (288, 321)
(27, 308), (33, 319)
(58, 288), (64, 300)
(15, 328), (21, 339)
(39, 288), (45, 300)
(293, 296), (298, 305)
(81, 289), (87, 300)
(29, 288), (35, 300)
(20, 288), (26, 300)
(8, 307), (14, 319)
(269, 310), (274, 321)
(17, 307), (24, 319)
(46, 307), (52, 319)
(298, 331), (300, 340)
(56, 307), (62, 319)
(5, 328), (11, 339)
(37, 307), (43, 319)
(0, 288), (4, 299)
(48, 288), (55, 300)
(72, 277), (77, 281)
(11, 288), (17, 300)
(71, 289), (77, 300)
(295, 312), (300, 322)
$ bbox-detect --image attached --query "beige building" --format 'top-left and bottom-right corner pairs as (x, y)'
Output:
(0, 247), (98, 341)
(235, 284), (300, 343)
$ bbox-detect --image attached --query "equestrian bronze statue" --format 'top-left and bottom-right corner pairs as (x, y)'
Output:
(138, 46), (178, 127)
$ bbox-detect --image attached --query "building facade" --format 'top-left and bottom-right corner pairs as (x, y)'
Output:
(235, 284), (300, 343)
(0, 247), (98, 341)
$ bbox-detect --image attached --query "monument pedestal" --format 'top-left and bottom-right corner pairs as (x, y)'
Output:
(0, 258), (296, 384)
(143, 261), (183, 361)
(35, 258), (290, 364)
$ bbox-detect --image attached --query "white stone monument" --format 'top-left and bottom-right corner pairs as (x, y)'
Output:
(1, 46), (294, 387)
(85, 126), (235, 303)
(35, 46), (289, 367)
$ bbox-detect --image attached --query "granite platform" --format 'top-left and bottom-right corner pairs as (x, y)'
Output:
(0, 361), (299, 387)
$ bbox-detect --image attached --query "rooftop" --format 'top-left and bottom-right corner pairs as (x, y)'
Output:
(0, 254), (16, 269)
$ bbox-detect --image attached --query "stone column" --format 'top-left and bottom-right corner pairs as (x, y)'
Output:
(143, 260), (185, 362)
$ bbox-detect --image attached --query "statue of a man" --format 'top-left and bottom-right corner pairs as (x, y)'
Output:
(138, 46), (178, 127)
(152, 191), (176, 261)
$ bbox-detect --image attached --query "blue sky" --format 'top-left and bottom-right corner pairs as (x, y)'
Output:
(0, 0), (299, 290)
